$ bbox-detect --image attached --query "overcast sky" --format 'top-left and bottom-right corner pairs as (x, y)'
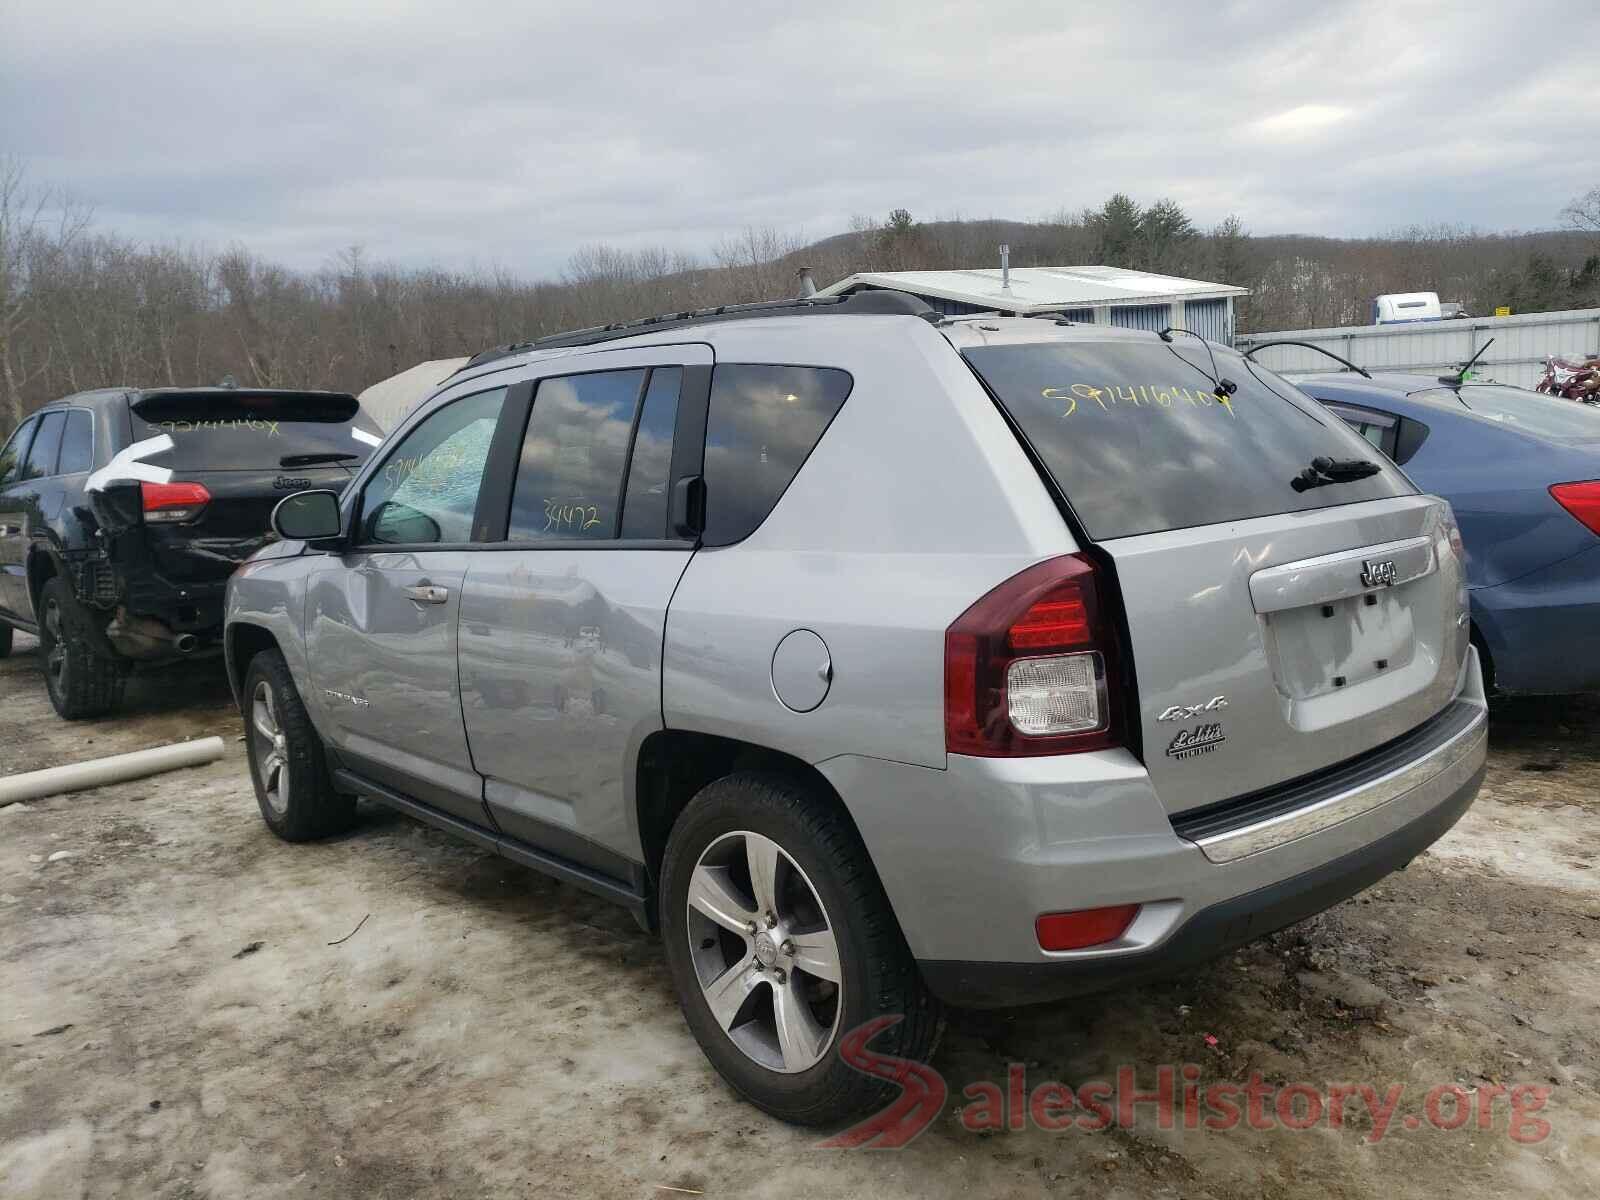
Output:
(3, 0), (1597, 278)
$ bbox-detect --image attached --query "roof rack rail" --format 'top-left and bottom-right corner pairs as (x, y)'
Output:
(458, 289), (935, 371)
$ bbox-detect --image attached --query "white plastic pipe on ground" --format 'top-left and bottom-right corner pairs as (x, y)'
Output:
(0, 736), (227, 807)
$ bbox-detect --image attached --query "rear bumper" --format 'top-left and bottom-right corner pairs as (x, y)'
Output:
(1471, 544), (1600, 695)
(104, 574), (227, 660)
(821, 646), (1488, 1009)
(918, 759), (1481, 1007)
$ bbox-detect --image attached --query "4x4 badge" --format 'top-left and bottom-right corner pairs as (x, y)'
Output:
(1158, 695), (1228, 722)
(1167, 722), (1226, 760)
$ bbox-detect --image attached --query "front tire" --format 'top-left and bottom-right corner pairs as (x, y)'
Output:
(38, 577), (127, 719)
(243, 649), (357, 841)
(660, 772), (943, 1125)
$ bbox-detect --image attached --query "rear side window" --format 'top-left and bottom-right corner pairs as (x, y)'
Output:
(963, 341), (1412, 541)
(57, 411), (94, 475)
(21, 412), (65, 480)
(131, 391), (381, 469)
(701, 364), (853, 546)
(507, 369), (647, 541)
(0, 419), (36, 486)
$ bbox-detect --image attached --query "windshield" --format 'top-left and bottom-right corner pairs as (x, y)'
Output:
(1413, 384), (1600, 441)
(963, 339), (1413, 540)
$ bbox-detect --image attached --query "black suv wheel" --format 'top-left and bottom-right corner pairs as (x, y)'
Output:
(0, 621), (12, 658)
(38, 577), (127, 719)
(243, 648), (358, 841)
(659, 772), (943, 1125)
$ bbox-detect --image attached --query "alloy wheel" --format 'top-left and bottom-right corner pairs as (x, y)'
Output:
(250, 680), (290, 815)
(42, 598), (66, 695)
(685, 831), (842, 1073)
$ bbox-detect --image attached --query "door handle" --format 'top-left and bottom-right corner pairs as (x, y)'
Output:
(0, 524), (15, 537)
(403, 583), (450, 604)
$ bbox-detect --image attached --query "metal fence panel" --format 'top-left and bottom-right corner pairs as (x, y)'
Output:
(1236, 308), (1600, 390)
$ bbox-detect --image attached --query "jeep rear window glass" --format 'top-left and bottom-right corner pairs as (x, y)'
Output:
(21, 412), (65, 480)
(130, 392), (381, 469)
(508, 369), (647, 541)
(963, 341), (1411, 541)
(702, 364), (853, 546)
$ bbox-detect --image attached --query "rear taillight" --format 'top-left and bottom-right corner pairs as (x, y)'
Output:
(1550, 481), (1600, 536)
(944, 553), (1123, 757)
(141, 481), (211, 524)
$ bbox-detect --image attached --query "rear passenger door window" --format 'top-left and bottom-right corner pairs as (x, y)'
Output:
(701, 364), (854, 546)
(619, 368), (682, 539)
(57, 411), (94, 475)
(506, 369), (648, 541)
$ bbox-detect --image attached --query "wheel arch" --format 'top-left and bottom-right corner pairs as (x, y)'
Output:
(226, 622), (282, 709)
(25, 545), (63, 618)
(634, 729), (880, 928)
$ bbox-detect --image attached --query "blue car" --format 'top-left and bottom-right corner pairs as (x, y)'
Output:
(1293, 371), (1600, 695)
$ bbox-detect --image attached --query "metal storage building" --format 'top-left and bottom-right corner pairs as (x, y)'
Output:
(814, 266), (1249, 343)
(1236, 308), (1600, 391)
(357, 357), (470, 431)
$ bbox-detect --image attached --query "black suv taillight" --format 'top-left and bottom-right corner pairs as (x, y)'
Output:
(944, 553), (1123, 757)
(141, 481), (211, 524)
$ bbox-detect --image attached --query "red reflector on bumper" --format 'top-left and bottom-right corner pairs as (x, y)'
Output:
(1035, 904), (1140, 951)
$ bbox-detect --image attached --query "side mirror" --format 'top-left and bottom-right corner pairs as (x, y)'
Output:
(272, 489), (344, 542)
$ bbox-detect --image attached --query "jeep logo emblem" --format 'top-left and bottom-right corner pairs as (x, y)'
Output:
(1361, 559), (1398, 588)
(274, 475), (313, 491)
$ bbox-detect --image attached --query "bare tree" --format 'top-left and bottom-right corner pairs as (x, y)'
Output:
(1562, 186), (1600, 240)
(0, 156), (92, 431)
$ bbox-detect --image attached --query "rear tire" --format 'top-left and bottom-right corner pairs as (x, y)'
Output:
(0, 622), (12, 658)
(242, 648), (357, 841)
(39, 578), (127, 719)
(660, 771), (943, 1126)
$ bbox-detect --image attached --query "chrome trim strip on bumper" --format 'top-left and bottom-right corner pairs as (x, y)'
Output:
(1188, 705), (1487, 865)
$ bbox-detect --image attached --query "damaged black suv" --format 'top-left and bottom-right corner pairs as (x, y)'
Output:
(0, 386), (381, 718)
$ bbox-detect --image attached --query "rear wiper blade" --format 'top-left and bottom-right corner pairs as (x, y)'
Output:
(279, 452), (362, 467)
(1290, 456), (1382, 492)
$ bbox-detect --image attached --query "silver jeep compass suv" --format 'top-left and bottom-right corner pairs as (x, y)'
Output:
(225, 290), (1488, 1124)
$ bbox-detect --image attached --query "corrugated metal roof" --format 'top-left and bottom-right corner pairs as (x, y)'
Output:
(358, 357), (470, 430)
(815, 266), (1249, 313)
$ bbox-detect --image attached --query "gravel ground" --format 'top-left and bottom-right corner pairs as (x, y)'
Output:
(2, 631), (1597, 1199)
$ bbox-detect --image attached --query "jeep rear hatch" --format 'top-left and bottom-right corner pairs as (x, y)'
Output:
(961, 332), (1469, 815)
(127, 389), (380, 583)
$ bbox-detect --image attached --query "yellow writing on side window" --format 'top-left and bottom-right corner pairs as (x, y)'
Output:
(543, 498), (605, 533)
(1042, 383), (1235, 418)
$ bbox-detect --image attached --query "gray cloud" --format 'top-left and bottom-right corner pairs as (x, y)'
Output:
(3, 0), (1596, 275)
